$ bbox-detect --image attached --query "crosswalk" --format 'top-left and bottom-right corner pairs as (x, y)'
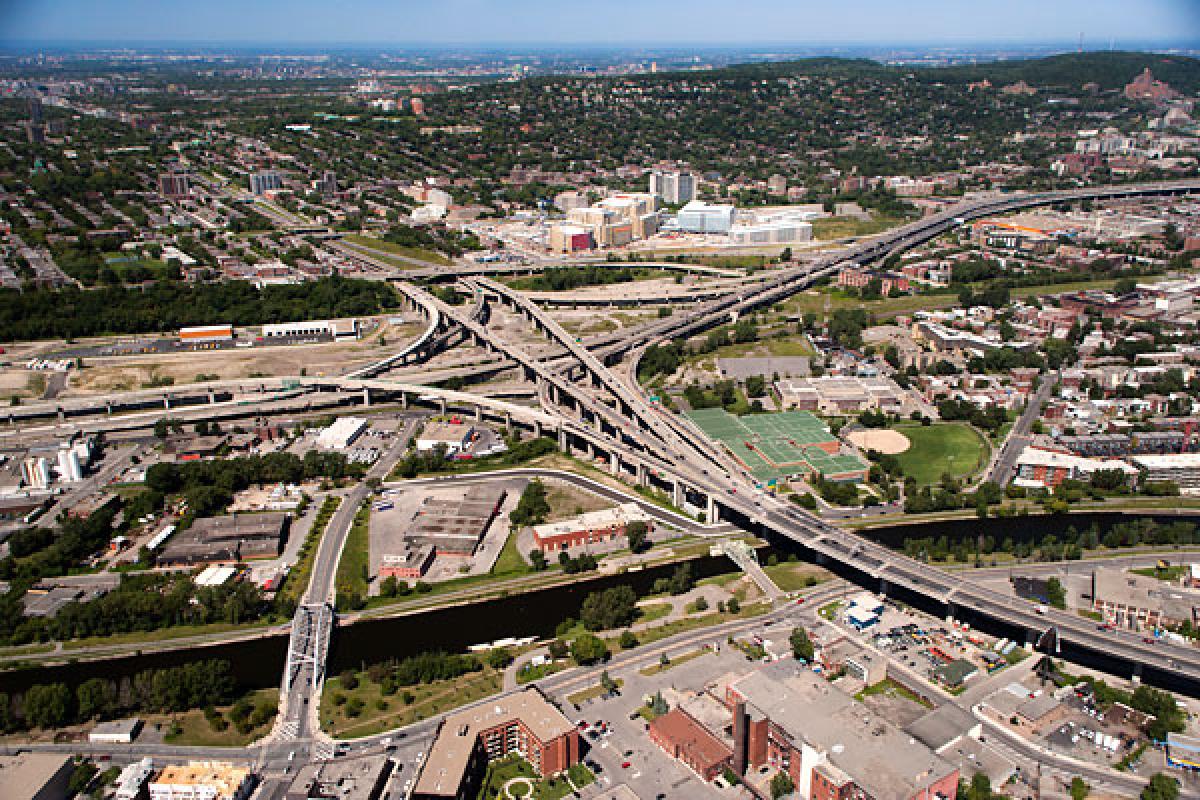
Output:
(275, 719), (300, 740)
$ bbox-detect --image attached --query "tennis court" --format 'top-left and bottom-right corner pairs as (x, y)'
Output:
(685, 408), (867, 482)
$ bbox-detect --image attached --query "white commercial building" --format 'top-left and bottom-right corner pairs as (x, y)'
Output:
(261, 319), (359, 340)
(416, 421), (474, 455)
(316, 417), (368, 450)
(115, 757), (155, 800)
(90, 718), (143, 744)
(21, 457), (49, 489)
(729, 219), (813, 245)
(676, 200), (735, 234)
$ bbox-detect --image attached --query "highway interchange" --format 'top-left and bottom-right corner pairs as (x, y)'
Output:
(8, 178), (1200, 796)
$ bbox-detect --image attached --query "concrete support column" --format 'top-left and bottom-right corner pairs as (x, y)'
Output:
(584, 440), (594, 460)
(362, 387), (371, 407)
(706, 494), (718, 524)
(945, 603), (955, 625)
(610, 453), (619, 476)
(636, 463), (647, 487)
(105, 402), (112, 416)
(673, 481), (683, 508)
(558, 428), (568, 452)
(504, 413), (512, 434)
(57, 406), (65, 423)
(400, 392), (408, 410)
(207, 389), (216, 404)
(474, 405), (483, 423)
(437, 398), (447, 416)
(534, 420), (543, 439)
(162, 395), (171, 410)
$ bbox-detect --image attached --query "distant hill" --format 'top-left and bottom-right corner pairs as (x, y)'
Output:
(655, 51), (1200, 95)
(917, 51), (1200, 93)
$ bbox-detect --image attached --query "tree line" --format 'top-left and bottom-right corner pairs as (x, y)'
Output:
(0, 276), (398, 341)
(0, 659), (236, 732)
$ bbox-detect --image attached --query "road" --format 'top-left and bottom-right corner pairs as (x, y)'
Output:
(986, 372), (1057, 484)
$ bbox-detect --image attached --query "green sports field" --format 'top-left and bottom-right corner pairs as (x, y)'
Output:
(893, 423), (990, 485)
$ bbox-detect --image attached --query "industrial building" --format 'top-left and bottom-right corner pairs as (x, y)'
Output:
(408, 486), (506, 556)
(156, 513), (288, 566)
(317, 417), (368, 451)
(379, 543), (436, 581)
(529, 503), (652, 554)
(261, 319), (360, 340)
(89, 718), (143, 744)
(648, 707), (732, 782)
(0, 753), (74, 800)
(416, 421), (475, 455)
(412, 688), (580, 800)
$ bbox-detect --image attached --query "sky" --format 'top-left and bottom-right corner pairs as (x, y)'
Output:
(0, 0), (1198, 47)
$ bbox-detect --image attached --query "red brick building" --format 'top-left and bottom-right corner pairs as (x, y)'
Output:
(412, 688), (580, 800)
(648, 708), (733, 782)
(530, 503), (652, 555)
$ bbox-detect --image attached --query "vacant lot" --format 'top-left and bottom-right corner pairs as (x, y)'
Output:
(893, 423), (990, 485)
(342, 234), (452, 266)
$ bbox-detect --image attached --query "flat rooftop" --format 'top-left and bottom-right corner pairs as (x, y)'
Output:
(414, 689), (574, 798)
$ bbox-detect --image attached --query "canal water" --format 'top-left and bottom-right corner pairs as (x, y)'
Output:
(2, 511), (1192, 696)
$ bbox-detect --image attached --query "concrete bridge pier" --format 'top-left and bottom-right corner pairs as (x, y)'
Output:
(105, 401), (112, 416)
(1132, 663), (1143, 684)
(361, 387), (371, 407)
(584, 440), (594, 459)
(474, 405), (483, 423)
(672, 481), (683, 508)
(162, 394), (171, 410)
(207, 389), (216, 404)
(534, 420), (544, 439)
(610, 453), (619, 476)
(879, 577), (890, 595)
(558, 428), (568, 452)
(945, 602), (955, 626)
(400, 392), (408, 410)
(636, 463), (648, 487)
(57, 406), (65, 423)
(504, 413), (512, 434)
(706, 494), (719, 524)
(437, 398), (447, 415)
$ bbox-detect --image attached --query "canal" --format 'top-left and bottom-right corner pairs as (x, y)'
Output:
(2, 511), (1195, 697)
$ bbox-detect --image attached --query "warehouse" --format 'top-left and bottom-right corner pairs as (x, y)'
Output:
(408, 486), (506, 556)
(416, 421), (475, 455)
(530, 503), (652, 554)
(317, 417), (368, 450)
(156, 513), (288, 566)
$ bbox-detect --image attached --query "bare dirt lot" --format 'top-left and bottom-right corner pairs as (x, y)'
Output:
(846, 428), (911, 455)
(58, 322), (423, 396)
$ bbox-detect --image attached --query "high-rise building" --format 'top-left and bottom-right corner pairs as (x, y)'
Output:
(24, 122), (45, 144)
(27, 96), (42, 124)
(318, 170), (337, 196)
(410, 97), (425, 116)
(158, 172), (191, 200)
(649, 170), (697, 205)
(249, 170), (282, 196)
(21, 457), (49, 489)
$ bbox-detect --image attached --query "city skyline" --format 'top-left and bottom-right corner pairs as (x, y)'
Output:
(1, 0), (1198, 47)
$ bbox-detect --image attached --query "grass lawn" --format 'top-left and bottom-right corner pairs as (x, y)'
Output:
(639, 647), (710, 676)
(516, 661), (567, 685)
(762, 562), (828, 593)
(334, 502), (371, 610)
(475, 755), (593, 800)
(893, 423), (990, 486)
(853, 678), (931, 708)
(160, 688), (278, 747)
(342, 233), (452, 266)
(567, 678), (624, 706)
(1131, 565), (1190, 582)
(321, 664), (504, 739)
(819, 600), (842, 621)
(811, 213), (909, 241)
(637, 602), (673, 623)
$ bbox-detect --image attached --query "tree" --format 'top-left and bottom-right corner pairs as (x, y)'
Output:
(510, 480), (550, 527)
(1141, 774), (1179, 800)
(618, 630), (639, 649)
(600, 670), (618, 694)
(626, 520), (649, 554)
(547, 639), (569, 660)
(23, 683), (72, 729)
(1070, 776), (1089, 800)
(379, 575), (399, 598)
(486, 648), (514, 669)
(746, 375), (766, 397)
(789, 627), (814, 662)
(770, 770), (795, 799)
(529, 549), (548, 571)
(1045, 577), (1067, 609)
(76, 678), (115, 721)
(570, 633), (609, 665)
(581, 586), (639, 631)
(727, 596), (741, 614)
